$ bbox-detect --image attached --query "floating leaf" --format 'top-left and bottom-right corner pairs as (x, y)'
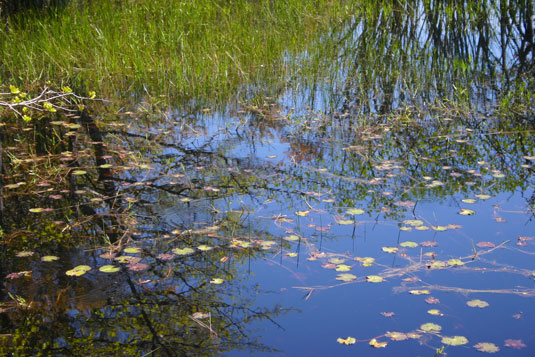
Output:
(474, 342), (500, 353)
(458, 208), (475, 216)
(403, 219), (424, 227)
(336, 219), (354, 225)
(382, 247), (398, 253)
(41, 255), (59, 262)
(407, 333), (421, 339)
(461, 198), (477, 204)
(210, 278), (225, 284)
(197, 245), (213, 251)
(99, 265), (120, 273)
(366, 275), (384, 283)
(394, 200), (415, 207)
(337, 337), (356, 345)
(410, 289), (430, 295)
(295, 210), (309, 217)
(400, 241), (418, 248)
(15, 251), (34, 258)
(432, 225), (447, 231)
(385, 332), (408, 341)
(328, 258), (345, 264)
(336, 264), (352, 272)
(400, 226), (412, 231)
(172, 247), (194, 256)
(284, 235), (299, 241)
(72, 170), (87, 176)
(285, 252), (298, 258)
(29, 208), (45, 213)
(475, 194), (491, 200)
(420, 241), (438, 247)
(420, 323), (441, 332)
(415, 225), (430, 231)
(504, 339), (526, 349)
(128, 263), (148, 271)
(448, 259), (465, 266)
(369, 339), (387, 348)
(381, 312), (394, 317)
(467, 299), (489, 308)
(442, 336), (468, 346)
(357, 257), (375, 266)
(425, 297), (440, 304)
(346, 208), (365, 215)
(66, 265), (91, 277)
(114, 256), (139, 264)
(429, 261), (447, 269)
(475, 241), (495, 248)
(427, 309), (444, 316)
(157, 253), (174, 260)
(336, 273), (357, 282)
(124, 247), (141, 254)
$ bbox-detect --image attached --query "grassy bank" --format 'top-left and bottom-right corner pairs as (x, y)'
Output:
(0, 0), (351, 103)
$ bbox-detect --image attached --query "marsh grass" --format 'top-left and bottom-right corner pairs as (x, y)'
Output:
(0, 0), (351, 103)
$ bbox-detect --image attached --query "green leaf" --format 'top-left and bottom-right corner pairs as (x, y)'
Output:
(403, 219), (424, 227)
(285, 252), (298, 257)
(475, 194), (491, 200)
(385, 332), (408, 341)
(336, 219), (354, 225)
(99, 265), (120, 273)
(458, 208), (475, 216)
(427, 309), (444, 316)
(461, 198), (477, 204)
(335, 264), (352, 272)
(197, 245), (213, 251)
(123, 247), (141, 254)
(441, 336), (468, 346)
(447, 259), (465, 266)
(336, 273), (357, 282)
(466, 299), (489, 308)
(9, 85), (20, 94)
(400, 241), (418, 248)
(382, 247), (398, 253)
(172, 247), (194, 255)
(41, 255), (59, 262)
(209, 278), (224, 284)
(72, 170), (87, 176)
(429, 261), (447, 269)
(409, 289), (430, 295)
(43, 101), (56, 112)
(420, 322), (441, 332)
(329, 257), (345, 264)
(346, 208), (365, 215)
(66, 265), (91, 277)
(284, 235), (299, 241)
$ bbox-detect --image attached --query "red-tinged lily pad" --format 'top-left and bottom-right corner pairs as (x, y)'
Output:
(128, 263), (149, 272)
(504, 339), (526, 349)
(474, 342), (500, 353)
(355, 257), (375, 266)
(6, 271), (31, 279)
(467, 299), (489, 308)
(420, 241), (438, 247)
(366, 275), (384, 283)
(476, 241), (495, 248)
(321, 263), (337, 269)
(369, 338), (388, 348)
(336, 273), (357, 282)
(337, 337), (356, 345)
(99, 252), (116, 260)
(157, 253), (174, 260)
(410, 289), (430, 295)
(442, 336), (468, 346)
(420, 322), (441, 332)
(381, 312), (395, 317)
(386, 331), (408, 341)
(425, 297), (440, 304)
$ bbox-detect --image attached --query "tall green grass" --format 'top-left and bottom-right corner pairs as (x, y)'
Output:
(0, 0), (351, 103)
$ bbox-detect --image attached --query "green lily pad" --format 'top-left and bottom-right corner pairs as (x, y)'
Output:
(432, 225), (448, 231)
(385, 331), (408, 341)
(123, 247), (141, 254)
(400, 226), (412, 231)
(382, 247), (398, 253)
(172, 247), (194, 255)
(336, 273), (357, 282)
(467, 299), (489, 308)
(209, 278), (225, 284)
(356, 257), (375, 267)
(475, 194), (491, 200)
(285, 252), (298, 257)
(114, 256), (139, 264)
(420, 322), (442, 332)
(429, 261), (447, 269)
(41, 255), (59, 262)
(415, 225), (430, 231)
(427, 309), (444, 316)
(329, 257), (345, 264)
(442, 336), (468, 346)
(335, 264), (352, 272)
(197, 245), (213, 251)
(66, 265), (91, 277)
(400, 241), (418, 248)
(448, 259), (465, 266)
(409, 289), (430, 295)
(284, 235), (299, 241)
(336, 219), (354, 225)
(366, 275), (384, 283)
(458, 208), (475, 216)
(461, 198), (477, 204)
(99, 265), (120, 273)
(403, 219), (424, 227)
(346, 208), (365, 215)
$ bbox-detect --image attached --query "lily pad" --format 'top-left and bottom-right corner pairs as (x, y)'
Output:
(329, 257), (345, 264)
(448, 259), (465, 266)
(504, 339), (526, 349)
(66, 265), (91, 277)
(442, 336), (468, 346)
(429, 261), (447, 269)
(385, 332), (408, 341)
(467, 299), (489, 308)
(335, 264), (352, 272)
(336, 337), (356, 345)
(403, 219), (424, 227)
(16, 251), (34, 258)
(382, 247), (398, 253)
(474, 342), (500, 353)
(369, 338), (387, 348)
(172, 247), (194, 255)
(461, 198), (477, 204)
(400, 241), (418, 248)
(346, 208), (365, 215)
(209, 278), (225, 284)
(123, 247), (141, 254)
(420, 322), (441, 332)
(284, 235), (300, 241)
(197, 245), (213, 251)
(427, 309), (444, 316)
(336, 219), (354, 225)
(357, 257), (375, 266)
(41, 255), (59, 262)
(99, 265), (120, 273)
(285, 252), (298, 257)
(336, 273), (357, 282)
(366, 275), (384, 283)
(475, 194), (491, 200)
(458, 208), (475, 216)
(409, 289), (430, 295)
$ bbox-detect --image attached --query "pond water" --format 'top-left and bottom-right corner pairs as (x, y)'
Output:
(1, 2), (535, 356)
